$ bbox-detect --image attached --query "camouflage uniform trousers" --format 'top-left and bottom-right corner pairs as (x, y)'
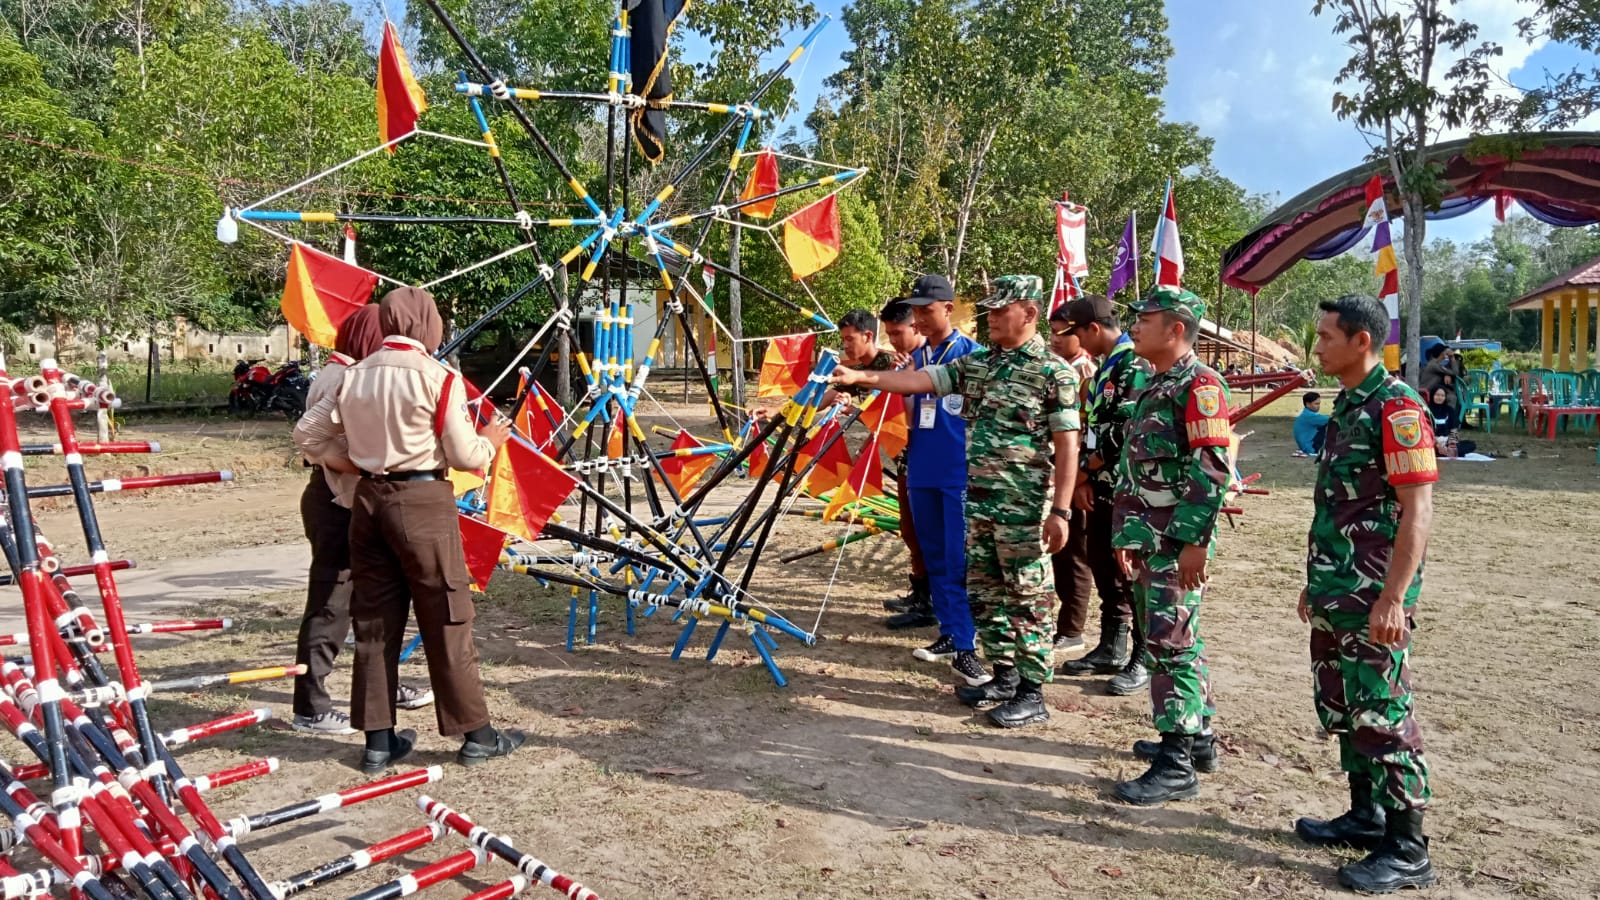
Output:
(966, 514), (1056, 685)
(1309, 603), (1431, 811)
(1130, 537), (1216, 735)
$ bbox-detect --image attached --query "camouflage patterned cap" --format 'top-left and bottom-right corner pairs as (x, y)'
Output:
(977, 274), (1045, 310)
(1128, 286), (1207, 321)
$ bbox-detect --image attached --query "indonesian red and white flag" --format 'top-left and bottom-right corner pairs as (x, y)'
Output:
(1153, 186), (1184, 290)
(1050, 200), (1089, 314)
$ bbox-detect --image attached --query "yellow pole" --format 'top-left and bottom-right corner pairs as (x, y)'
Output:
(1559, 291), (1574, 372)
(1578, 289), (1592, 372)
(1543, 295), (1556, 368)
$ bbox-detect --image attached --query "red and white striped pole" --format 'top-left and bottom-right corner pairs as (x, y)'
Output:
(160, 709), (271, 748)
(225, 766), (443, 838)
(417, 796), (601, 899)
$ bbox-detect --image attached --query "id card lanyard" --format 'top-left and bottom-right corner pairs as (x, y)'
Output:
(917, 334), (961, 429)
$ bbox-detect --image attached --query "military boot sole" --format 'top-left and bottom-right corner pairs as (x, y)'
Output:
(987, 707), (1049, 728)
(956, 687), (1014, 709)
(1336, 859), (1436, 894)
(1060, 656), (1124, 676)
(884, 611), (938, 630)
(1106, 671), (1151, 696)
(1293, 816), (1385, 852)
(1113, 777), (1200, 806)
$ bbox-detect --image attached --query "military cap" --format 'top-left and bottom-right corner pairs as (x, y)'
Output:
(977, 274), (1044, 310)
(1128, 285), (1207, 321)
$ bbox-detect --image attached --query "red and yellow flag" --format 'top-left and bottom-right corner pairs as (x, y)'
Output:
(796, 419), (853, 497)
(746, 434), (773, 481)
(824, 434), (884, 521)
(377, 20), (426, 148)
(739, 149), (780, 219)
(660, 429), (715, 496)
(783, 194), (841, 279)
(515, 373), (564, 451)
(756, 333), (816, 399)
(280, 243), (378, 348)
(484, 436), (579, 544)
(858, 391), (908, 460)
(606, 414), (626, 459)
(457, 514), (508, 592)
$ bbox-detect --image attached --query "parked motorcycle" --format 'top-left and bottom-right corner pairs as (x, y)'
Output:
(228, 359), (310, 418)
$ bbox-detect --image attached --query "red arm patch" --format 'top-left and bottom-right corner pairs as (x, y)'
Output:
(1380, 396), (1438, 486)
(1184, 371), (1232, 448)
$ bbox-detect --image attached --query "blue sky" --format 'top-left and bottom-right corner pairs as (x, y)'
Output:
(751, 0), (1599, 250)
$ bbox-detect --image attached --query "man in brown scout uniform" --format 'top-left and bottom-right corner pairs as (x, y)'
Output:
(296, 287), (522, 773)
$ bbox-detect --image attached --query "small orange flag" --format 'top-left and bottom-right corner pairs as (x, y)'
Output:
(457, 514), (508, 591)
(606, 414), (626, 459)
(858, 391), (908, 460)
(280, 243), (377, 348)
(746, 435), (772, 481)
(377, 21), (426, 148)
(484, 436), (579, 544)
(783, 193), (842, 279)
(796, 419), (853, 497)
(825, 434), (884, 521)
(756, 333), (816, 400)
(739, 149), (780, 219)
(515, 373), (564, 451)
(661, 429), (715, 496)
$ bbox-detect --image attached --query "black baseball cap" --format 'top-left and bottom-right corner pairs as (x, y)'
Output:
(1057, 294), (1118, 330)
(902, 274), (955, 306)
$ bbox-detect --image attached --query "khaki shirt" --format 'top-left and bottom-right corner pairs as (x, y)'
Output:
(294, 336), (494, 477)
(304, 352), (359, 507)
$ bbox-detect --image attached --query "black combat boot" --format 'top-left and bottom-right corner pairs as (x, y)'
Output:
(883, 575), (930, 613)
(1060, 620), (1129, 676)
(1106, 654), (1149, 695)
(1294, 773), (1386, 851)
(1113, 732), (1200, 806)
(987, 679), (1048, 728)
(956, 665), (1018, 708)
(1336, 808), (1436, 893)
(1134, 716), (1219, 773)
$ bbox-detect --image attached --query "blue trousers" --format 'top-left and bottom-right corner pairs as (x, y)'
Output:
(907, 485), (975, 651)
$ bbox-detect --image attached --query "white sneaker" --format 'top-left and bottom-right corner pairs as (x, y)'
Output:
(395, 684), (434, 710)
(1052, 634), (1086, 654)
(292, 710), (357, 735)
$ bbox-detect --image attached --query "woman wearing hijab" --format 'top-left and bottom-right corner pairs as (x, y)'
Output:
(1426, 385), (1475, 458)
(292, 305), (434, 735)
(295, 287), (519, 772)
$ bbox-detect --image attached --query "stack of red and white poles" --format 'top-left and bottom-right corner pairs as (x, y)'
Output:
(0, 354), (601, 899)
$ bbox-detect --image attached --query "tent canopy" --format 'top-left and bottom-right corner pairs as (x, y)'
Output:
(1222, 132), (1600, 294)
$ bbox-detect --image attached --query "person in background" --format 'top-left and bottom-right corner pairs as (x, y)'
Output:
(292, 305), (435, 736)
(1418, 346), (1459, 411)
(835, 308), (896, 380)
(1045, 303), (1100, 656)
(1295, 392), (1331, 457)
(1426, 386), (1475, 458)
(295, 287), (521, 772)
(877, 299), (932, 621)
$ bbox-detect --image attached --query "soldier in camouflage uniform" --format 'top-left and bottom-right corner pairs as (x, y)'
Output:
(832, 275), (1081, 728)
(1111, 287), (1231, 806)
(1294, 294), (1437, 894)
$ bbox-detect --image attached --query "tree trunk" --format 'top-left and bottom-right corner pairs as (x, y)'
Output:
(728, 216), (746, 411)
(1401, 195), (1426, 389)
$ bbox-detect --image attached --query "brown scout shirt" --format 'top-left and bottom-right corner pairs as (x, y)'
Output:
(294, 336), (494, 477)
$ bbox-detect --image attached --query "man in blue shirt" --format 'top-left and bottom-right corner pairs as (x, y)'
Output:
(1295, 392), (1330, 457)
(890, 274), (985, 686)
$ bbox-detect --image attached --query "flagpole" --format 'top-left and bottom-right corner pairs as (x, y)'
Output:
(1131, 209), (1141, 300)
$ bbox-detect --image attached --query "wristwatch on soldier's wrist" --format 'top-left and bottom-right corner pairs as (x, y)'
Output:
(1050, 507), (1071, 520)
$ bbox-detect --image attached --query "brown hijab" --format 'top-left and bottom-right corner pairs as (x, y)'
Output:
(333, 304), (384, 360)
(378, 287), (444, 354)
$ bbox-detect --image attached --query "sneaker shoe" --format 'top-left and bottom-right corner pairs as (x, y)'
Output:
(457, 728), (527, 768)
(395, 684), (435, 710)
(951, 651), (989, 687)
(1052, 634), (1086, 654)
(292, 710), (357, 736)
(912, 635), (956, 662)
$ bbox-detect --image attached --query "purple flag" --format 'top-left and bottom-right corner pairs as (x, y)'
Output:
(1107, 212), (1138, 298)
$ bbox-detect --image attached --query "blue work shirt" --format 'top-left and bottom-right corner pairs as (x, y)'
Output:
(907, 331), (978, 489)
(1294, 408), (1330, 454)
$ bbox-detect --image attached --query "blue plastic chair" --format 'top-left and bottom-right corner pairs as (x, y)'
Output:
(1541, 372), (1592, 434)
(1489, 368), (1519, 426)
(1462, 369), (1492, 432)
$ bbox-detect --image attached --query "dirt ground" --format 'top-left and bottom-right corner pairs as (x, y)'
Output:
(11, 398), (1600, 899)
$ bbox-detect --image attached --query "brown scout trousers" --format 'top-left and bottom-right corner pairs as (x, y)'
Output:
(294, 469), (352, 719)
(349, 478), (490, 737)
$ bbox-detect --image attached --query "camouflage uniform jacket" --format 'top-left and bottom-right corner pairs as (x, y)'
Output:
(1112, 351), (1231, 551)
(1306, 363), (1437, 612)
(1082, 334), (1151, 489)
(837, 350), (897, 399)
(926, 334), (1080, 521)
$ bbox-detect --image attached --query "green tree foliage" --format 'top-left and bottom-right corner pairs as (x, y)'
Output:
(1513, 0), (1600, 127)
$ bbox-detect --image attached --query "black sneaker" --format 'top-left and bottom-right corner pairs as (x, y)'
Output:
(456, 728), (527, 768)
(913, 635), (956, 662)
(951, 651), (988, 686)
(359, 729), (416, 775)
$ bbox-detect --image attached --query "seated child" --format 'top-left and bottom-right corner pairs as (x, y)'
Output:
(1293, 392), (1330, 456)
